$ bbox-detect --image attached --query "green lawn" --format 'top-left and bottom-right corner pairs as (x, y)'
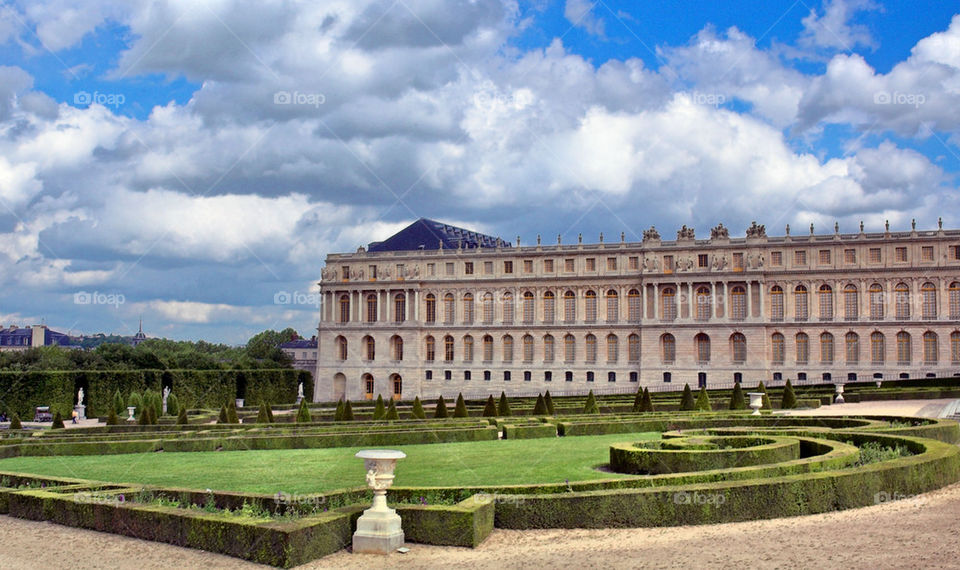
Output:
(0, 432), (659, 494)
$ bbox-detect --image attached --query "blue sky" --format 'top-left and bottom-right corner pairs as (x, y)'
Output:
(0, 0), (958, 344)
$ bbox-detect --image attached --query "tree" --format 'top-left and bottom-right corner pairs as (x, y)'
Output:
(781, 379), (798, 409)
(296, 398), (312, 423)
(411, 397), (426, 419)
(533, 393), (548, 415)
(641, 387), (654, 412)
(227, 401), (240, 424)
(256, 401), (271, 423)
(139, 406), (151, 425)
(245, 328), (298, 364)
(372, 395), (386, 420)
(217, 405), (229, 424)
(695, 386), (712, 411)
(10, 413), (22, 430)
(497, 391), (512, 416)
(106, 406), (120, 426)
(166, 393), (180, 417)
(757, 381), (773, 409)
(265, 402), (275, 423)
(453, 393), (468, 418)
(52, 411), (65, 429)
(632, 388), (643, 412)
(343, 400), (355, 421)
(434, 395), (449, 419)
(334, 399), (345, 421)
(482, 395), (497, 417)
(582, 390), (600, 414)
(729, 383), (747, 410)
(386, 399), (400, 420)
(544, 390), (555, 415)
(128, 392), (142, 415)
(176, 406), (189, 425)
(679, 384), (696, 411)
(113, 389), (125, 415)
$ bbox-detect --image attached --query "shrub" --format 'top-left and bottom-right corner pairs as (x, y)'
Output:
(641, 388), (654, 413)
(226, 402), (240, 424)
(52, 411), (64, 429)
(781, 379), (798, 409)
(386, 399), (400, 420)
(454, 394), (468, 418)
(695, 387), (712, 411)
(497, 391), (512, 417)
(166, 393), (180, 417)
(729, 383), (747, 410)
(10, 413), (22, 430)
(265, 402), (274, 423)
(113, 389), (125, 415)
(757, 381), (773, 409)
(411, 397), (426, 419)
(632, 389), (643, 412)
(679, 384), (696, 411)
(176, 406), (188, 425)
(435, 396), (449, 419)
(217, 405), (229, 424)
(295, 398), (311, 423)
(544, 390), (555, 415)
(256, 402), (271, 424)
(128, 392), (142, 414)
(373, 395), (386, 421)
(482, 395), (497, 417)
(533, 394), (548, 415)
(343, 400), (355, 421)
(582, 390), (600, 414)
(334, 399), (344, 422)
(106, 406), (119, 426)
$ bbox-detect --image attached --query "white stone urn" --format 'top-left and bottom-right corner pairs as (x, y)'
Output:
(353, 449), (406, 554)
(126, 406), (136, 422)
(875, 380), (882, 389)
(747, 393), (764, 416)
(835, 383), (845, 404)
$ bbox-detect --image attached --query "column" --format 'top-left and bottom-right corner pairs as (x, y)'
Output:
(412, 289), (418, 322)
(758, 281), (765, 320)
(687, 282), (695, 320)
(747, 281), (753, 319)
(652, 283), (659, 320)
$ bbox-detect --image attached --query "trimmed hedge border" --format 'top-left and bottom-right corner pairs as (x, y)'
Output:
(610, 436), (801, 475)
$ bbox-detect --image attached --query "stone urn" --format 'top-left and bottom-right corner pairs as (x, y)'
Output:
(126, 406), (136, 422)
(747, 393), (764, 416)
(353, 449), (406, 554)
(835, 383), (845, 404)
(875, 379), (882, 389)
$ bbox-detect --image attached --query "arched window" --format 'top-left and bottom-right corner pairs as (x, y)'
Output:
(503, 292), (514, 323)
(871, 331), (885, 364)
(543, 291), (555, 323)
(895, 283), (910, 319)
(363, 335), (375, 361)
(363, 374), (374, 399)
(607, 334), (618, 362)
(869, 284), (884, 319)
(585, 334), (597, 362)
(771, 333), (785, 364)
(482, 293), (494, 324)
(696, 287), (712, 321)
(662, 287), (677, 321)
(336, 335), (348, 361)
(819, 285), (833, 320)
(564, 291), (576, 322)
(366, 294), (378, 323)
(463, 293), (474, 324)
(339, 294), (350, 323)
(846, 332), (859, 364)
(393, 376), (402, 399)
(794, 285), (808, 320)
(897, 331), (911, 364)
(606, 290), (619, 322)
(951, 283), (960, 319)
(922, 283), (937, 319)
(523, 334), (534, 362)
(628, 333), (640, 362)
(843, 285), (858, 320)
(543, 334), (555, 362)
(522, 291), (535, 323)
(923, 331), (938, 363)
(425, 335), (436, 361)
(463, 335), (474, 362)
(391, 335), (403, 361)
(661, 333), (676, 363)
(503, 335), (514, 362)
(770, 286), (784, 321)
(585, 291), (598, 322)
(952, 331), (960, 363)
(628, 289), (641, 322)
(795, 332), (809, 363)
(564, 334), (576, 362)
(394, 293), (406, 323)
(444, 335), (454, 362)
(730, 286), (746, 320)
(443, 293), (455, 324)
(482, 335), (493, 361)
(695, 333), (710, 362)
(820, 332), (834, 364)
(731, 333), (746, 363)
(425, 294), (436, 323)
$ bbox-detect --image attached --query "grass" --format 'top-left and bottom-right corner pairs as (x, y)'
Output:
(0, 432), (659, 494)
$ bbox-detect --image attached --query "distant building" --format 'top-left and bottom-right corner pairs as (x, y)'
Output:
(279, 336), (318, 373)
(131, 318), (147, 347)
(0, 324), (71, 351)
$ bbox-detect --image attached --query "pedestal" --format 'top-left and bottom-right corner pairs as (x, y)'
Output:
(747, 393), (764, 416)
(235, 398), (244, 409)
(127, 406), (136, 422)
(74, 405), (86, 420)
(835, 384), (845, 404)
(352, 450), (406, 555)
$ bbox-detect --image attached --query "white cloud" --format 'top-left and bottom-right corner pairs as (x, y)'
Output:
(799, 0), (879, 51)
(564, 0), (605, 37)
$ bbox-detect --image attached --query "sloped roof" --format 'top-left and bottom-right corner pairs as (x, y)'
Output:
(368, 218), (509, 252)
(280, 338), (317, 349)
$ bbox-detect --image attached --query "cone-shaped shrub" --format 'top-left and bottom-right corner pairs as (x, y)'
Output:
(106, 406), (119, 425)
(582, 390), (599, 414)
(544, 390), (555, 415)
(138, 406), (150, 425)
(176, 406), (188, 425)
(411, 397), (425, 419)
(632, 388), (643, 412)
(497, 391), (512, 416)
(641, 387), (655, 412)
(266, 402), (275, 423)
(217, 405), (229, 424)
(372, 395), (386, 420)
(128, 392), (142, 414)
(781, 379), (798, 409)
(757, 381), (773, 409)
(227, 402), (239, 424)
(296, 398), (312, 423)
(729, 382), (747, 410)
(10, 413), (22, 430)
(343, 400), (354, 421)
(166, 393), (180, 417)
(679, 384), (696, 411)
(334, 399), (345, 421)
(454, 393), (468, 418)
(52, 411), (64, 429)
(256, 401), (270, 423)
(434, 395), (449, 418)
(482, 395), (497, 417)
(533, 393), (548, 415)
(113, 389), (125, 415)
(386, 399), (400, 420)
(695, 386), (712, 411)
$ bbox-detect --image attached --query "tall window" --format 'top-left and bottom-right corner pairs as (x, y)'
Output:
(585, 291), (598, 322)
(661, 333), (676, 363)
(444, 335), (454, 362)
(543, 334), (555, 362)
(771, 333), (785, 364)
(336, 335), (348, 360)
(482, 335), (493, 361)
(394, 293), (406, 323)
(952, 331), (960, 363)
(366, 294), (378, 323)
(456, 335), (470, 363)
(482, 293), (494, 324)
(564, 334), (576, 362)
(662, 287), (677, 321)
(869, 284), (884, 319)
(770, 286), (784, 321)
(731, 333), (746, 363)
(543, 291), (555, 323)
(503, 293), (514, 323)
(523, 291), (535, 323)
(585, 334), (597, 362)
(897, 331), (911, 364)
(844, 285), (858, 320)
(819, 285), (833, 320)
(796, 332), (809, 364)
(895, 283), (910, 319)
(606, 290), (619, 322)
(730, 286), (746, 320)
(923, 331), (938, 363)
(696, 286), (711, 321)
(363, 335), (375, 361)
(794, 285), (809, 320)
(523, 334), (534, 362)
(425, 294), (436, 323)
(564, 291), (576, 322)
(820, 332), (834, 363)
(695, 333), (710, 362)
(628, 289), (641, 322)
(922, 283), (937, 319)
(607, 334), (619, 362)
(463, 293), (474, 324)
(628, 334), (640, 362)
(871, 332), (885, 364)
(425, 336), (435, 361)
(339, 294), (350, 323)
(391, 335), (403, 360)
(443, 293), (455, 324)
(503, 335), (514, 362)
(951, 283), (960, 318)
(846, 332), (859, 364)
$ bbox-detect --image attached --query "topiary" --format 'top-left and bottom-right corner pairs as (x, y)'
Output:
(113, 389), (125, 415)
(166, 393), (180, 417)
(411, 397), (426, 419)
(582, 390), (600, 414)
(679, 384), (696, 411)
(454, 393), (468, 418)
(176, 406), (189, 425)
(434, 395), (449, 419)
(106, 406), (119, 426)
(632, 388), (643, 412)
(296, 398), (311, 423)
(128, 392), (142, 414)
(334, 399), (345, 421)
(217, 405), (229, 424)
(641, 387), (655, 412)
(138, 406), (150, 425)
(256, 401), (271, 423)
(52, 411), (65, 429)
(695, 386), (712, 411)
(482, 395), (497, 417)
(386, 399), (399, 420)
(10, 413), (22, 430)
(544, 390), (555, 415)
(343, 400), (355, 421)
(533, 393), (548, 415)
(372, 394), (386, 420)
(497, 391), (512, 416)
(757, 381), (773, 409)
(227, 401), (240, 424)
(781, 379), (798, 409)
(729, 382), (747, 410)
(265, 402), (274, 423)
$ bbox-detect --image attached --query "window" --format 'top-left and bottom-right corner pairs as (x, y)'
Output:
(483, 261), (493, 274)
(844, 249), (856, 264)
(465, 261), (474, 275)
(608, 372), (616, 382)
(391, 336), (403, 361)
(819, 285), (833, 320)
(586, 258), (596, 271)
(869, 248), (881, 263)
(564, 334), (576, 362)
(523, 334), (534, 362)
(504, 260), (513, 274)
(339, 295), (350, 323)
(363, 335), (375, 361)
(664, 255), (674, 271)
(544, 335), (555, 362)
(425, 370), (433, 381)
(606, 290), (619, 322)
(771, 251), (783, 266)
(662, 287), (677, 321)
(922, 282), (937, 319)
(342, 266), (351, 280)
(794, 285), (809, 320)
(463, 293), (474, 324)
(952, 331), (960, 363)
(564, 291), (576, 322)
(733, 252), (744, 271)
(503, 335), (514, 362)
(819, 250), (831, 264)
(845, 332), (859, 364)
(444, 293), (455, 324)
(427, 263), (435, 276)
(630, 372), (638, 382)
(425, 294), (437, 323)
(484, 370), (491, 381)
(622, 334), (638, 362)
(607, 257), (617, 270)
(523, 259), (533, 273)
(844, 285), (858, 320)
(544, 259), (554, 272)
(794, 250), (807, 265)
(565, 371), (573, 382)
(871, 332), (885, 364)
(543, 291), (555, 323)
(524, 371), (532, 382)
(393, 376), (402, 396)
(394, 294), (406, 323)
(522, 291), (535, 323)
(545, 371), (553, 382)
(796, 333), (809, 364)
(364, 375), (374, 397)
(463, 335), (474, 362)
(445, 262), (454, 276)
(771, 333), (785, 364)
(951, 283), (960, 318)
(924, 331), (938, 363)
(503, 293), (514, 323)
(730, 286), (746, 320)
(661, 333), (676, 363)
(586, 371), (595, 382)
(482, 335), (493, 361)
(663, 372), (672, 383)
(425, 336), (435, 361)
(629, 256), (640, 270)
(695, 333), (711, 363)
(951, 245), (960, 260)
(482, 293), (494, 324)
(731, 333), (746, 363)
(895, 283), (910, 319)
(504, 371), (511, 382)
(585, 290), (598, 322)
(366, 294), (378, 322)
(696, 286), (712, 321)
(336, 336), (348, 360)
(897, 331), (911, 364)
(820, 332), (834, 364)
(922, 246), (934, 261)
(586, 334), (597, 362)
(770, 286), (784, 321)
(565, 258), (575, 272)
(607, 334), (619, 362)
(870, 284), (885, 319)
(895, 247), (907, 262)
(628, 289), (641, 322)
(698, 254), (709, 268)
(464, 370), (471, 381)
(444, 335), (454, 362)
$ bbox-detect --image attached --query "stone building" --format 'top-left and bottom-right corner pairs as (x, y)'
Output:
(315, 218), (960, 403)
(279, 336), (318, 373)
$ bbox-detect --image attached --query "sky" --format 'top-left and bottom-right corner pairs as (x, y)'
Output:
(0, 0), (959, 344)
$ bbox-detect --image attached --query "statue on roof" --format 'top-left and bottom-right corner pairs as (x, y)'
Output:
(677, 225), (695, 240)
(642, 226), (660, 241)
(710, 223), (729, 240)
(745, 221), (766, 238)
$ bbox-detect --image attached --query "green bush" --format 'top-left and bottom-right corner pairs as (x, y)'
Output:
(454, 394), (468, 418)
(128, 392), (142, 414)
(265, 402), (274, 423)
(482, 395), (497, 417)
(582, 390), (599, 414)
(372, 395), (386, 421)
(679, 384), (696, 411)
(334, 399), (344, 421)
(695, 387), (712, 411)
(10, 413), (22, 430)
(386, 399), (400, 420)
(544, 391), (555, 415)
(632, 389), (642, 412)
(533, 394), (548, 415)
(781, 379), (798, 409)
(176, 407), (188, 425)
(295, 399), (311, 423)
(217, 405), (229, 424)
(641, 388), (654, 413)
(106, 407), (119, 426)
(256, 402), (271, 424)
(729, 383), (746, 410)
(435, 396), (449, 419)
(166, 393), (179, 417)
(498, 392), (512, 417)
(411, 397), (425, 420)
(226, 402), (240, 424)
(757, 382), (773, 409)
(343, 400), (354, 421)
(113, 390), (125, 415)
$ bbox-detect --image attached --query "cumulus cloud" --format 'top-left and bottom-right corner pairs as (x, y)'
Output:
(564, 0), (605, 37)
(799, 0), (879, 51)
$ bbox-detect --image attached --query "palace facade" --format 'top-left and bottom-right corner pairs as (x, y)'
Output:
(315, 218), (960, 402)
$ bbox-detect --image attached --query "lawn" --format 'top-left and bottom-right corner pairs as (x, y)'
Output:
(0, 432), (659, 494)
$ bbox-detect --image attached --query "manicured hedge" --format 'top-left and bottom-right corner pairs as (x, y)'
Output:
(609, 436), (801, 475)
(396, 495), (495, 547)
(501, 423), (558, 439)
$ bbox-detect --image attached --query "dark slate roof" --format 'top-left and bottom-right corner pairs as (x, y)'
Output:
(0, 326), (70, 347)
(280, 339), (317, 349)
(367, 218), (509, 252)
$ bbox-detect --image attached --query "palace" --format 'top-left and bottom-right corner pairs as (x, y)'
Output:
(315, 218), (960, 402)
